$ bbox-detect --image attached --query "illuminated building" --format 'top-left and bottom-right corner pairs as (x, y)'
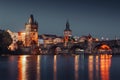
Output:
(7, 30), (18, 51)
(53, 37), (63, 44)
(41, 34), (57, 44)
(64, 20), (72, 43)
(79, 34), (99, 42)
(25, 14), (38, 47)
(18, 32), (26, 45)
(39, 34), (63, 45)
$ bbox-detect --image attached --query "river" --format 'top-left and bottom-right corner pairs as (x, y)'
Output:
(0, 54), (120, 80)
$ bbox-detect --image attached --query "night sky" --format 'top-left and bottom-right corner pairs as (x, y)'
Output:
(0, 0), (120, 39)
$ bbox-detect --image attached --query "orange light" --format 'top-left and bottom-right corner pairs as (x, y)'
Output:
(64, 36), (69, 42)
(99, 44), (111, 50)
(18, 56), (27, 80)
(100, 54), (112, 80)
(88, 55), (94, 80)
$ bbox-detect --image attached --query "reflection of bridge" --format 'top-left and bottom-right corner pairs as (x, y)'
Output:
(41, 39), (120, 54)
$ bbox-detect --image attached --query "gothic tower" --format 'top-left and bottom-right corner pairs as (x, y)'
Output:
(64, 20), (72, 42)
(25, 14), (38, 47)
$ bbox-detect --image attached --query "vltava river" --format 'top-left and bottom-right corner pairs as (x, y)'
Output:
(0, 54), (120, 80)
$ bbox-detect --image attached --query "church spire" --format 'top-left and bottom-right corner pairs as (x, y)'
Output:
(28, 14), (34, 24)
(66, 20), (70, 28)
(64, 20), (71, 31)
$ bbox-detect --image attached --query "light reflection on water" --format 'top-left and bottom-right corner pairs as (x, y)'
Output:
(74, 55), (79, 80)
(95, 55), (99, 80)
(17, 54), (112, 80)
(18, 55), (41, 80)
(88, 55), (94, 80)
(53, 55), (57, 80)
(100, 54), (112, 80)
(88, 54), (112, 80)
(16, 54), (112, 80)
(37, 56), (40, 80)
(18, 56), (27, 80)
(0, 54), (119, 80)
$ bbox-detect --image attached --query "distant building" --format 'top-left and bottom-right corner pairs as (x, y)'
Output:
(25, 14), (38, 47)
(79, 34), (99, 42)
(64, 20), (72, 42)
(42, 34), (57, 39)
(73, 36), (79, 43)
(53, 37), (63, 44)
(79, 36), (88, 42)
(38, 34), (63, 45)
(38, 35), (44, 45)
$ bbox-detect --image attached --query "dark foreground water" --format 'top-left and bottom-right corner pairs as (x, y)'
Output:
(0, 54), (120, 80)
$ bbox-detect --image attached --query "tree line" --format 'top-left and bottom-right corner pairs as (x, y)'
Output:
(0, 29), (12, 54)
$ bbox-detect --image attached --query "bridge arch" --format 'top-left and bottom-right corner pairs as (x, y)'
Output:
(94, 43), (112, 53)
(48, 45), (63, 54)
(69, 45), (85, 54)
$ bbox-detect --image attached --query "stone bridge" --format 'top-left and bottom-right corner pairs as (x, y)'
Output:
(45, 39), (120, 54)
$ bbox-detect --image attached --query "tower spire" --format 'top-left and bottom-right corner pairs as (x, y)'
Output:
(66, 20), (70, 28)
(65, 20), (71, 31)
(28, 14), (34, 24)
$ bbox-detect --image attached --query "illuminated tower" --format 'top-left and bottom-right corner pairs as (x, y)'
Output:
(64, 20), (72, 43)
(25, 14), (38, 47)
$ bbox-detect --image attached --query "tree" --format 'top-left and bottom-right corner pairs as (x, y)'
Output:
(0, 30), (12, 53)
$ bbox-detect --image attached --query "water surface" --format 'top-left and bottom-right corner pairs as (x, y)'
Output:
(0, 54), (120, 80)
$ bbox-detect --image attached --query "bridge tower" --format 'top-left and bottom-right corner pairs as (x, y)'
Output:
(63, 20), (72, 47)
(25, 14), (38, 47)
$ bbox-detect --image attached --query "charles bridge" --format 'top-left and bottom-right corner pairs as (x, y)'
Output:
(40, 39), (120, 54)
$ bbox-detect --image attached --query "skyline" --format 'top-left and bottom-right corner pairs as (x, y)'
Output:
(0, 0), (120, 39)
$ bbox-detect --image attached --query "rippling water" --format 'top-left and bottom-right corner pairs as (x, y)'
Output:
(0, 54), (120, 80)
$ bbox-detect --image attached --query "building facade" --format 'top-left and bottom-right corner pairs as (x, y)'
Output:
(25, 14), (38, 47)
(64, 20), (72, 43)
(18, 32), (26, 45)
(7, 30), (18, 50)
